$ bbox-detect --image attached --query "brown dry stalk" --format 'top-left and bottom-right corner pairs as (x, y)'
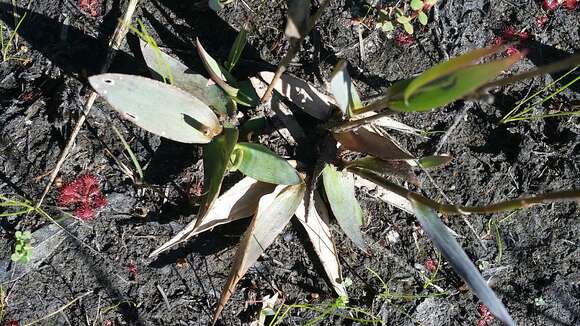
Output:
(35, 0), (140, 209)
(260, 0), (331, 103)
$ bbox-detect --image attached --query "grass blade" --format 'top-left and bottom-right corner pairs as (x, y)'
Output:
(322, 164), (367, 252)
(212, 183), (306, 323)
(410, 199), (515, 326)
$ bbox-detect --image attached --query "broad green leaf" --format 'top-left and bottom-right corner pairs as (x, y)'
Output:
(140, 40), (235, 116)
(347, 156), (417, 184)
(418, 155), (452, 169)
(330, 60), (362, 118)
(378, 21), (394, 32)
(197, 128), (239, 228)
(285, 0), (311, 39)
(402, 22), (414, 34)
(334, 128), (414, 161)
(396, 15), (410, 24)
(295, 191), (347, 297)
(233, 79), (260, 107)
(150, 177), (276, 257)
(403, 46), (502, 104)
(196, 38), (239, 97)
(225, 27), (247, 72)
(256, 72), (333, 120)
(231, 143), (301, 185)
(239, 116), (267, 141)
(418, 11), (428, 25)
(390, 54), (522, 112)
(212, 183), (306, 323)
(89, 74), (222, 144)
(410, 0), (424, 11)
(322, 164), (367, 252)
(410, 199), (515, 326)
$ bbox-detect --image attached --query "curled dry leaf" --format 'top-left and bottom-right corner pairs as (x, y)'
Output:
(150, 177), (276, 257)
(295, 191), (347, 297)
(89, 74), (222, 144)
(334, 127), (414, 161)
(212, 183), (306, 324)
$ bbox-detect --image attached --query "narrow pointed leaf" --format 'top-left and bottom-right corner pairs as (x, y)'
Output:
(330, 60), (362, 117)
(150, 177), (276, 257)
(322, 164), (367, 252)
(334, 128), (414, 160)
(212, 183), (306, 323)
(225, 27), (247, 72)
(285, 0), (311, 39)
(196, 128), (239, 227)
(295, 191), (347, 297)
(196, 38), (239, 97)
(418, 155), (453, 169)
(410, 199), (515, 326)
(403, 46), (501, 103)
(390, 54), (522, 112)
(140, 40), (235, 116)
(89, 74), (222, 144)
(257, 72), (333, 120)
(231, 143), (301, 185)
(347, 156), (417, 185)
(233, 79), (260, 107)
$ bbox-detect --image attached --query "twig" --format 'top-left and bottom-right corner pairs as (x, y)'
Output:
(260, 0), (331, 103)
(24, 291), (93, 326)
(35, 0), (140, 209)
(434, 102), (471, 155)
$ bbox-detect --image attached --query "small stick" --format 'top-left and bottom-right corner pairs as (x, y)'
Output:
(35, 0), (140, 209)
(260, 0), (331, 103)
(24, 291), (93, 326)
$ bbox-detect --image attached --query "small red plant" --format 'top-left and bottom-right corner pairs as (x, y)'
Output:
(425, 257), (438, 273)
(79, 0), (100, 17)
(128, 261), (138, 280)
(477, 304), (495, 326)
(564, 0), (577, 9)
(3, 321), (19, 326)
(543, 0), (560, 10)
(58, 173), (107, 221)
(395, 33), (415, 46)
(535, 15), (550, 28)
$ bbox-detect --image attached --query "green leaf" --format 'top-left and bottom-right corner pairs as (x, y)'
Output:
(410, 199), (515, 326)
(418, 11), (428, 25)
(403, 46), (502, 104)
(225, 27), (247, 72)
(334, 128), (414, 161)
(330, 60), (362, 118)
(390, 54), (522, 112)
(150, 177), (276, 257)
(197, 128), (239, 227)
(213, 183), (306, 323)
(379, 21), (394, 32)
(402, 22), (414, 34)
(196, 38), (239, 97)
(10, 252), (20, 262)
(396, 15), (410, 24)
(233, 79), (260, 107)
(231, 143), (301, 185)
(140, 40), (235, 116)
(322, 164), (367, 252)
(347, 156), (417, 184)
(418, 155), (452, 169)
(89, 74), (222, 144)
(410, 0), (424, 11)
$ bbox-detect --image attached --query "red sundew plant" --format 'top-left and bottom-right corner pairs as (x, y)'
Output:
(425, 257), (438, 273)
(477, 304), (495, 326)
(79, 0), (100, 17)
(58, 173), (107, 221)
(395, 33), (415, 46)
(535, 15), (550, 28)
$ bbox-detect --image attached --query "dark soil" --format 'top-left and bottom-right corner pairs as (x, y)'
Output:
(1, 0), (579, 325)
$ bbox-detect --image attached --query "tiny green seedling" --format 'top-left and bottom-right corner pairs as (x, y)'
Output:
(11, 230), (32, 264)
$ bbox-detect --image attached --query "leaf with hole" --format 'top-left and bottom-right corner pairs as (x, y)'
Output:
(89, 74), (222, 144)
(334, 128), (414, 161)
(410, 199), (516, 326)
(140, 40), (235, 116)
(295, 191), (347, 297)
(389, 54), (522, 112)
(150, 177), (276, 257)
(231, 143), (301, 185)
(323, 164), (367, 252)
(212, 183), (306, 323)
(196, 38), (239, 97)
(196, 128), (239, 228)
(330, 60), (362, 118)
(403, 46), (502, 104)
